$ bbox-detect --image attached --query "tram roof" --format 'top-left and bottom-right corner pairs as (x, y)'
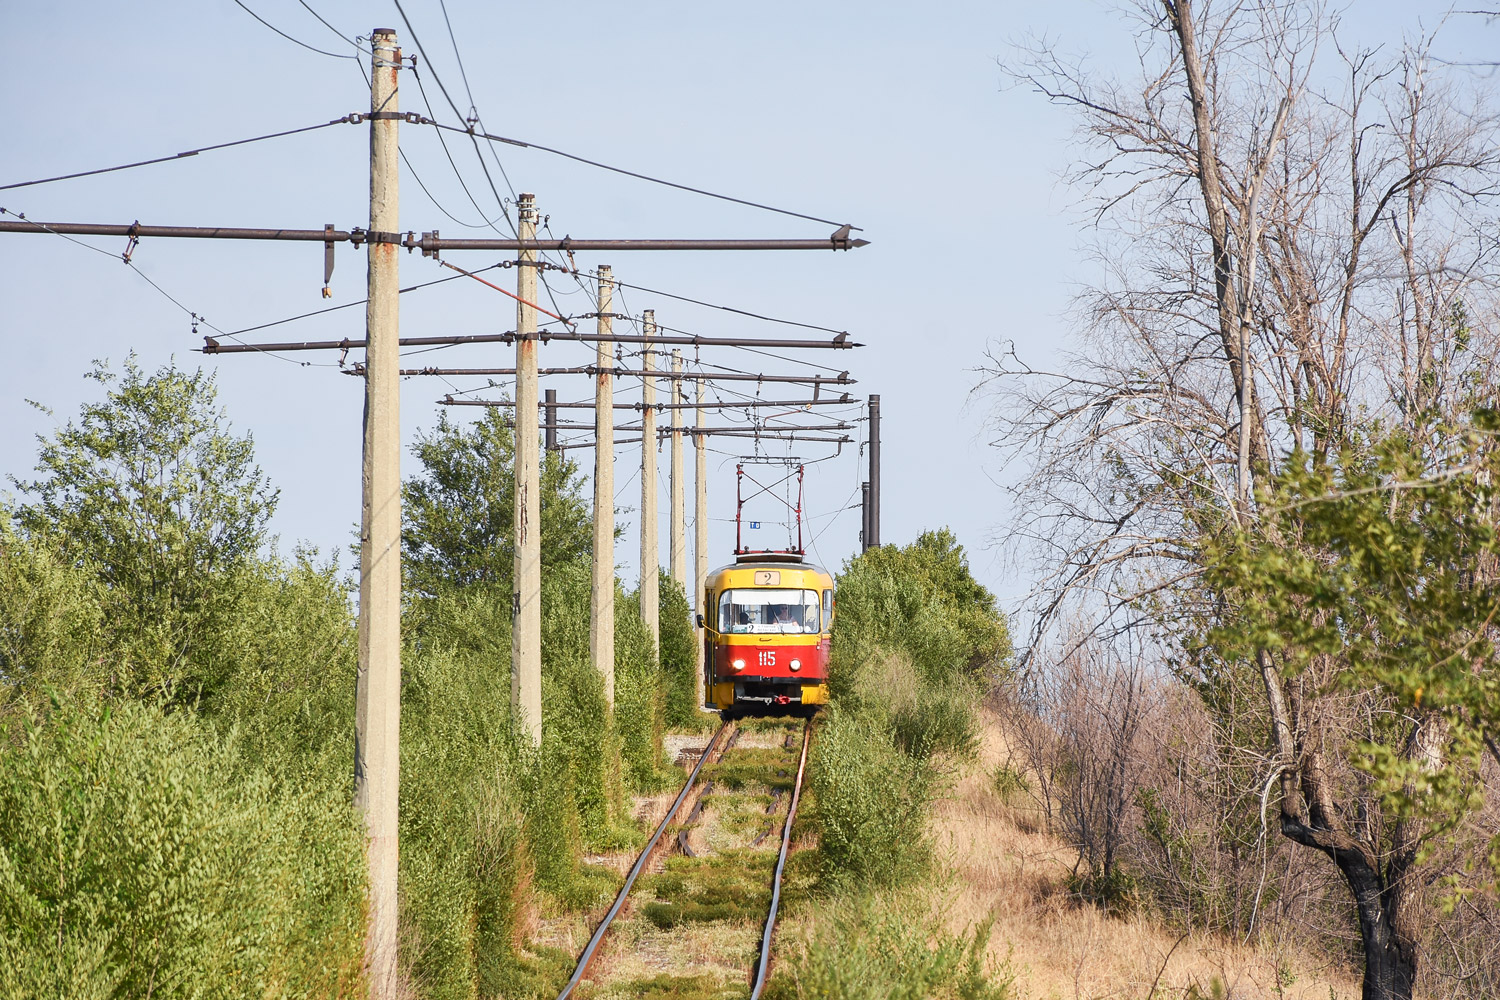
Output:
(706, 556), (832, 583)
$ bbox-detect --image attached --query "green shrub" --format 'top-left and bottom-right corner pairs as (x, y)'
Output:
(200, 550), (359, 757)
(808, 530), (1010, 894)
(473, 784), (538, 999)
(8, 358), (277, 704)
(809, 707), (934, 890)
(658, 571), (702, 729)
(991, 765), (1030, 804)
(0, 695), (365, 1000)
(617, 587), (671, 791)
(832, 530), (1010, 687)
(764, 892), (1013, 1000)
(399, 641), (521, 999)
(874, 656), (982, 761)
(0, 521), (103, 700)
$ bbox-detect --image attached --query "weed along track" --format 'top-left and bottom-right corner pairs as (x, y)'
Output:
(555, 718), (814, 999)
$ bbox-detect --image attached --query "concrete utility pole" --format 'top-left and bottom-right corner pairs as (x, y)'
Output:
(669, 350), (687, 597)
(353, 27), (401, 1000)
(867, 394), (881, 548)
(544, 388), (559, 453)
(640, 311), (659, 652)
(591, 267), (616, 707)
(694, 376), (708, 678)
(513, 194), (542, 746)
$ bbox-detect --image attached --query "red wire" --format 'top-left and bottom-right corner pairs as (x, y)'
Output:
(438, 259), (573, 326)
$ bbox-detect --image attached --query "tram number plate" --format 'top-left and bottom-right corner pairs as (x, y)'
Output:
(753, 570), (780, 585)
(758, 650), (776, 666)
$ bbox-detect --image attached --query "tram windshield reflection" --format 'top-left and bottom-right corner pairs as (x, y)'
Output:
(717, 588), (821, 634)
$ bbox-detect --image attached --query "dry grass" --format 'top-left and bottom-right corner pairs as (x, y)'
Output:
(936, 706), (1362, 1000)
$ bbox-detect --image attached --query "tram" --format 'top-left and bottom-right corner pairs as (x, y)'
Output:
(700, 464), (832, 717)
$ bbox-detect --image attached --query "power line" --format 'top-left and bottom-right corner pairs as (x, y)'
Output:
(384, 11), (859, 232)
(393, 0), (532, 269)
(295, 0), (369, 52)
(426, 119), (858, 231)
(210, 326), (857, 353)
(437, 0), (479, 115)
(409, 66), (514, 233)
(0, 207), (334, 369)
(399, 145), (508, 229)
(661, 326), (853, 372)
(392, 0), (466, 123)
(0, 116), (361, 192)
(0, 219), (856, 252)
(211, 263), (507, 339)
(574, 270), (850, 336)
(398, 28), (570, 326)
(400, 10), (570, 324)
(228, 0), (360, 59)
(348, 32), (501, 232)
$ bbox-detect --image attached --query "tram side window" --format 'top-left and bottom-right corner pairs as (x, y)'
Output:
(718, 588), (821, 634)
(822, 589), (833, 630)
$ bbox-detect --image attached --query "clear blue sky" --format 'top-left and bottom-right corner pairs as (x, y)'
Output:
(1, 1), (1476, 608)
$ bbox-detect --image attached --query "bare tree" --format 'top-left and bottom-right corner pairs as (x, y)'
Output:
(990, 4), (1500, 998)
(1050, 635), (1159, 907)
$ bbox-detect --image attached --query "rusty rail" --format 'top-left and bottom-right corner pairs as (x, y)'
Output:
(677, 729), (742, 857)
(555, 719), (812, 999)
(555, 722), (728, 1000)
(750, 719), (813, 999)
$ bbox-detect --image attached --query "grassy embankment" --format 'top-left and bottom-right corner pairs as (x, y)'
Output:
(802, 533), (1360, 1000)
(0, 359), (730, 1000)
(0, 537), (703, 999)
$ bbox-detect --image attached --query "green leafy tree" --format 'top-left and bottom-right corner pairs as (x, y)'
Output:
(1191, 419), (1500, 996)
(402, 406), (591, 598)
(8, 358), (276, 698)
(837, 529), (1011, 681)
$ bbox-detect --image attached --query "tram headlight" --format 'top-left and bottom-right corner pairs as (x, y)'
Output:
(732, 658), (746, 671)
(789, 658), (802, 672)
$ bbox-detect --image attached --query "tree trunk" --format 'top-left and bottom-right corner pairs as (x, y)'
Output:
(1277, 810), (1419, 999)
(1267, 659), (1421, 1000)
(1337, 853), (1417, 1000)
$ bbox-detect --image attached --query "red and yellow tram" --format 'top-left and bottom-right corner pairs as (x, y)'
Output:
(701, 553), (833, 717)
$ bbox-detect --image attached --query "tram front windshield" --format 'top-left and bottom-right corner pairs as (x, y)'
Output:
(718, 589), (821, 634)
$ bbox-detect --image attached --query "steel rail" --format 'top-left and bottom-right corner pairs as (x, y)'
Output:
(750, 719), (813, 999)
(555, 722), (729, 1000)
(675, 730), (742, 858)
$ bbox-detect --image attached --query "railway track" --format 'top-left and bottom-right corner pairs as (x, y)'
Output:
(555, 717), (813, 999)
